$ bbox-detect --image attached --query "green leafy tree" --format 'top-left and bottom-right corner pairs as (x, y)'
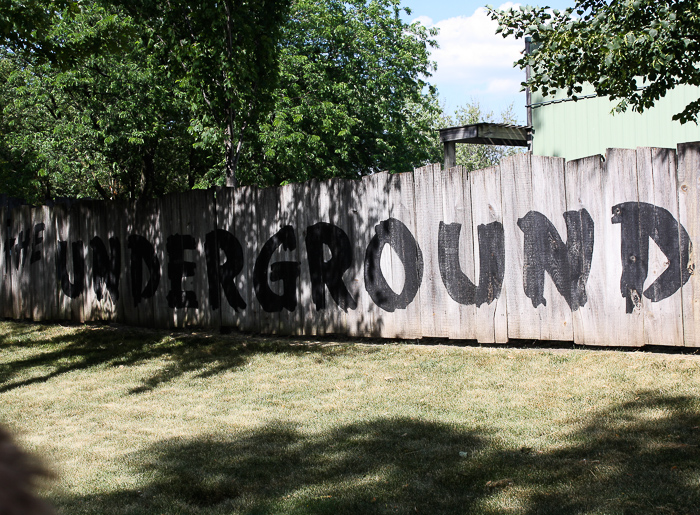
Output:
(489, 0), (700, 124)
(118, 0), (290, 187)
(0, 3), (217, 201)
(237, 0), (440, 186)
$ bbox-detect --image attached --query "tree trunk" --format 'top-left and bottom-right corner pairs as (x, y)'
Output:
(225, 135), (238, 188)
(140, 146), (157, 198)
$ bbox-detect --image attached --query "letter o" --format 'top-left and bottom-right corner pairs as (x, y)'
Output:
(364, 218), (423, 312)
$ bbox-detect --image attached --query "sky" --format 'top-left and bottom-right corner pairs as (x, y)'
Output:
(400, 0), (574, 124)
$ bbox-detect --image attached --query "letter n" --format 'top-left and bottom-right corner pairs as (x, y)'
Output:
(517, 209), (594, 310)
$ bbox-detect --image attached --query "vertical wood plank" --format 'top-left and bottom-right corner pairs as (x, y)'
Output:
(530, 155), (573, 341)
(151, 195), (172, 328)
(3, 206), (19, 319)
(604, 148), (645, 345)
(677, 142), (700, 347)
(636, 147), (684, 347)
(413, 165), (448, 337)
(255, 186), (281, 334)
(78, 201), (94, 323)
(166, 189), (215, 328)
(329, 178), (359, 335)
(439, 165), (476, 340)
(112, 199), (130, 325)
(216, 186), (257, 332)
(358, 172), (388, 337)
(566, 155), (607, 346)
(0, 206), (8, 319)
(276, 182), (302, 336)
(388, 170), (423, 338)
(129, 198), (159, 328)
(347, 177), (370, 338)
(240, 186), (261, 333)
(500, 153), (536, 340)
(53, 203), (71, 321)
(295, 180), (315, 336)
(471, 165), (509, 343)
(603, 149), (644, 346)
(16, 205), (33, 320)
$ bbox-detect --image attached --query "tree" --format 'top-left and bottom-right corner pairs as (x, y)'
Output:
(117, 0), (291, 187)
(236, 0), (440, 186)
(489, 0), (700, 124)
(1, 0), (443, 198)
(0, 3), (218, 202)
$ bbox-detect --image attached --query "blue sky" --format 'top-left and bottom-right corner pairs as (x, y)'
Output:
(399, 0), (574, 123)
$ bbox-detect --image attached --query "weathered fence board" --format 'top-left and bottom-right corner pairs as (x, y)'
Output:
(2, 143), (699, 347)
(501, 152), (533, 339)
(637, 147), (684, 346)
(678, 143), (700, 348)
(470, 164), (508, 343)
(566, 155), (605, 346)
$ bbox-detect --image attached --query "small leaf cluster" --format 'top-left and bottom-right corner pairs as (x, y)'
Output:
(489, 0), (700, 124)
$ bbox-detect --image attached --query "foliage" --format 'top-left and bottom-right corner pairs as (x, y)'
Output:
(0, 0), (76, 59)
(0, 3), (219, 202)
(1, 0), (511, 200)
(115, 0), (290, 187)
(489, 0), (700, 123)
(237, 0), (440, 186)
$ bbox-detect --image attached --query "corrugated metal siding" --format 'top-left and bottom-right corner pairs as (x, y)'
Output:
(531, 83), (700, 159)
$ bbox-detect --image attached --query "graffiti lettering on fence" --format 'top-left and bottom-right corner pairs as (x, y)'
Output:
(612, 202), (692, 313)
(1, 206), (693, 315)
(4, 220), (45, 272)
(438, 221), (505, 307)
(517, 209), (594, 311)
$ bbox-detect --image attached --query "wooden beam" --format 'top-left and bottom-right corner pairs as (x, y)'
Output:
(444, 141), (456, 169)
(439, 123), (530, 147)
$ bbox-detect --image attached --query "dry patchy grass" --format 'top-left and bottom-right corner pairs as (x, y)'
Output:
(1, 321), (700, 514)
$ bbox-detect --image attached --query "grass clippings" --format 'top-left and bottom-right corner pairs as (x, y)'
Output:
(1, 321), (699, 514)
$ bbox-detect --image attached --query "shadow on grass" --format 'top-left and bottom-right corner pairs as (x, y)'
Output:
(0, 323), (344, 394)
(50, 393), (700, 515)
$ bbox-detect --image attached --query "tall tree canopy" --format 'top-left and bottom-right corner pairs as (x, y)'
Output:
(238, 0), (439, 185)
(1, 2), (220, 201)
(490, 0), (700, 124)
(1, 0), (441, 201)
(116, 0), (290, 186)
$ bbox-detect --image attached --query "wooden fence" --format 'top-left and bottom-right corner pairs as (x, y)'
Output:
(2, 144), (700, 347)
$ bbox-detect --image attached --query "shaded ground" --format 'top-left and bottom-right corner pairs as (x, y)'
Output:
(0, 322), (699, 514)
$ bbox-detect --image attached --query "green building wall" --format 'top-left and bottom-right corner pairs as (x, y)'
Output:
(531, 83), (700, 160)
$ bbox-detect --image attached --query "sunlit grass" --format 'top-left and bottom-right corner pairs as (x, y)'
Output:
(1, 321), (699, 514)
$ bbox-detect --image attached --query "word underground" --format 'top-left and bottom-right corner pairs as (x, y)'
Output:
(3, 202), (691, 315)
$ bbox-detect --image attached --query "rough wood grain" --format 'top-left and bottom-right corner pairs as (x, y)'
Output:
(500, 153), (536, 339)
(413, 164), (446, 337)
(565, 155), (606, 346)
(471, 165), (508, 343)
(530, 154), (573, 341)
(1, 150), (698, 347)
(347, 177), (369, 338)
(677, 142), (700, 347)
(636, 147), (684, 346)
(602, 148), (644, 346)
(390, 170), (423, 338)
(439, 165), (476, 340)
(0, 206), (8, 319)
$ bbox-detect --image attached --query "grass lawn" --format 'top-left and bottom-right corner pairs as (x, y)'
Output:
(1, 321), (700, 515)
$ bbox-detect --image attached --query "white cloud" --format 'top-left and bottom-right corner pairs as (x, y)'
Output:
(414, 4), (526, 104)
